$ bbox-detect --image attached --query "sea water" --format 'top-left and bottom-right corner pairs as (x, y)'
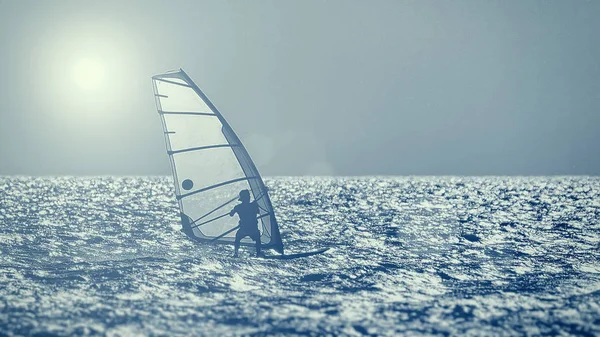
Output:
(0, 176), (599, 336)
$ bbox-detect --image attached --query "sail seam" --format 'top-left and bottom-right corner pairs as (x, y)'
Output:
(177, 176), (260, 200)
(168, 144), (239, 155)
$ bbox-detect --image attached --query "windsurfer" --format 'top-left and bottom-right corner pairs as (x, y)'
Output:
(229, 189), (263, 257)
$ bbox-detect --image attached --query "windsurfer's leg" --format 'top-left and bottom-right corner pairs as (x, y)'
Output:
(233, 230), (243, 257)
(252, 230), (262, 257)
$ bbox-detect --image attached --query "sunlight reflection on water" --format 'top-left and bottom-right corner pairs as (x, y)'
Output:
(0, 176), (599, 336)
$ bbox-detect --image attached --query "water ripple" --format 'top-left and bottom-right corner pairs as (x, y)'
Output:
(0, 176), (599, 336)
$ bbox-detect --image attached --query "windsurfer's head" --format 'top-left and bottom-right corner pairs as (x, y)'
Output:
(238, 189), (251, 202)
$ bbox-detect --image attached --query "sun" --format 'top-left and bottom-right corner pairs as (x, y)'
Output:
(70, 57), (106, 92)
(32, 19), (142, 120)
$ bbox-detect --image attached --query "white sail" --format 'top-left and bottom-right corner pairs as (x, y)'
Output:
(152, 69), (283, 253)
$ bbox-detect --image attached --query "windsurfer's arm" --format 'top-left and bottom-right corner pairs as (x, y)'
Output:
(229, 206), (237, 217)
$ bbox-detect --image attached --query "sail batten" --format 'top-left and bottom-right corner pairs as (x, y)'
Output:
(191, 196), (238, 224)
(177, 176), (261, 200)
(155, 78), (192, 87)
(168, 144), (238, 155)
(152, 69), (284, 253)
(191, 213), (230, 229)
(159, 111), (216, 116)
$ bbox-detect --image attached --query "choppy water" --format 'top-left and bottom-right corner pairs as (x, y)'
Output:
(1, 176), (599, 336)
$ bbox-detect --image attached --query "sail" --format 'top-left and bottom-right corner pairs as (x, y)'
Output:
(152, 69), (283, 253)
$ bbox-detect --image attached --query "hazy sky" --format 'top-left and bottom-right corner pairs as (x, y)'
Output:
(0, 0), (598, 176)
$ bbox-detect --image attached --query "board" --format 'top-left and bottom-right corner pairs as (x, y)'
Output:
(260, 248), (330, 260)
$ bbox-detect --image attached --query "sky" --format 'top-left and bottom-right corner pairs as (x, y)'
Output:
(0, 0), (598, 176)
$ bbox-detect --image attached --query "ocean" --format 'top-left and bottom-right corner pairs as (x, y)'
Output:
(0, 176), (599, 336)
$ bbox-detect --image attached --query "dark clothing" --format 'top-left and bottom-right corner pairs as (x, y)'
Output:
(230, 201), (259, 230)
(230, 200), (262, 256)
(235, 226), (260, 244)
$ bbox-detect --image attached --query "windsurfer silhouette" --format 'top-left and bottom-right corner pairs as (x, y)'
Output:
(229, 189), (263, 258)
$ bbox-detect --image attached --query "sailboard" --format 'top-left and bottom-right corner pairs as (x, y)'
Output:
(151, 68), (326, 259)
(260, 248), (330, 260)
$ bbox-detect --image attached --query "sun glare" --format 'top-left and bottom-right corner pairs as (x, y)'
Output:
(32, 20), (143, 122)
(70, 57), (106, 92)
